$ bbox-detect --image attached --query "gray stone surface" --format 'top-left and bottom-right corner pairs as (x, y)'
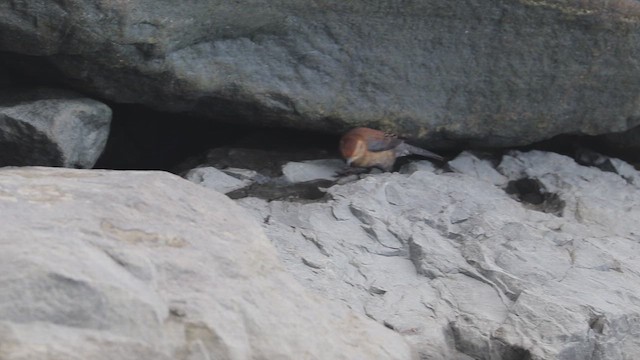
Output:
(0, 88), (111, 168)
(238, 150), (640, 359)
(448, 151), (507, 186)
(2, 1), (639, 146)
(185, 166), (252, 193)
(282, 159), (344, 183)
(0, 167), (415, 360)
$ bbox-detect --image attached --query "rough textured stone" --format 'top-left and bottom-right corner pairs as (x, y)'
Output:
(0, 88), (111, 168)
(2, 1), (640, 146)
(282, 159), (344, 183)
(238, 151), (640, 359)
(0, 167), (414, 360)
(448, 151), (507, 186)
(185, 166), (251, 193)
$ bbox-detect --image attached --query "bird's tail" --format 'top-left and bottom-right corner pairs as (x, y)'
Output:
(395, 143), (444, 161)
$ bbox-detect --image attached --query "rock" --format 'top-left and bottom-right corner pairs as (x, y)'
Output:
(0, 167), (414, 360)
(178, 147), (342, 201)
(221, 167), (264, 182)
(282, 159), (344, 183)
(609, 157), (640, 186)
(237, 150), (640, 359)
(399, 160), (439, 174)
(185, 166), (251, 193)
(447, 151), (507, 186)
(0, 88), (111, 168)
(2, 2), (640, 146)
(176, 147), (330, 179)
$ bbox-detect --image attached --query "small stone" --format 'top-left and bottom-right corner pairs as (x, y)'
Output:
(282, 159), (344, 183)
(400, 160), (437, 174)
(0, 87), (111, 168)
(185, 166), (251, 193)
(448, 152), (507, 186)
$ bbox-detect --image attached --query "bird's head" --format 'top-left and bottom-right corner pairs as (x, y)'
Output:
(339, 134), (367, 166)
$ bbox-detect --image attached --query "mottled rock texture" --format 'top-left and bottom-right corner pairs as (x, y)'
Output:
(238, 150), (640, 359)
(0, 167), (414, 360)
(0, 88), (111, 168)
(2, 1), (640, 146)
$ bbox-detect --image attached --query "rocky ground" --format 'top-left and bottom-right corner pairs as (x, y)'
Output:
(2, 146), (639, 359)
(0, 167), (414, 360)
(1, 1), (640, 359)
(184, 148), (640, 359)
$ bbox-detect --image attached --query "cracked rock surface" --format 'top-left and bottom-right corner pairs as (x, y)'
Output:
(238, 150), (640, 359)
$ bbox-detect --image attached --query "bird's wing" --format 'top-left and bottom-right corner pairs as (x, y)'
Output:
(365, 132), (403, 152)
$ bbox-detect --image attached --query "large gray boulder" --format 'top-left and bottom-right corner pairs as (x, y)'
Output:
(0, 167), (414, 360)
(0, 88), (111, 168)
(238, 150), (640, 359)
(2, 1), (639, 146)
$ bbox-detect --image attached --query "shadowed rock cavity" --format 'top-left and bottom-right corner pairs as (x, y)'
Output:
(504, 178), (566, 216)
(95, 104), (339, 171)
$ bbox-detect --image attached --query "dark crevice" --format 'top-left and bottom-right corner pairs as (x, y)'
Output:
(226, 179), (333, 202)
(0, 117), (64, 167)
(94, 104), (339, 172)
(94, 105), (248, 170)
(91, 103), (340, 202)
(490, 338), (533, 360)
(588, 314), (606, 335)
(505, 178), (565, 216)
(0, 52), (69, 90)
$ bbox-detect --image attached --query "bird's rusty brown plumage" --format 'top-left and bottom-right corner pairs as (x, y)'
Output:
(339, 127), (443, 171)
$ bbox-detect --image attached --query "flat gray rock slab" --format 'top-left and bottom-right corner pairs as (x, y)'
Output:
(282, 159), (344, 183)
(185, 166), (252, 193)
(448, 151), (507, 186)
(0, 167), (414, 360)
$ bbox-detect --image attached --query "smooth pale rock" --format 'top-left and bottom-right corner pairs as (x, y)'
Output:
(185, 166), (251, 193)
(2, 2), (640, 146)
(447, 151), (507, 186)
(282, 159), (344, 183)
(238, 150), (640, 359)
(399, 160), (439, 174)
(0, 88), (111, 168)
(0, 167), (414, 360)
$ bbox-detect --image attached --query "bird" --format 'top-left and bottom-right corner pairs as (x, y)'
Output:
(339, 127), (443, 172)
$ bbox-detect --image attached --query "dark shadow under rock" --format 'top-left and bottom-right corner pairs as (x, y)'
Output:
(226, 179), (334, 202)
(504, 178), (565, 217)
